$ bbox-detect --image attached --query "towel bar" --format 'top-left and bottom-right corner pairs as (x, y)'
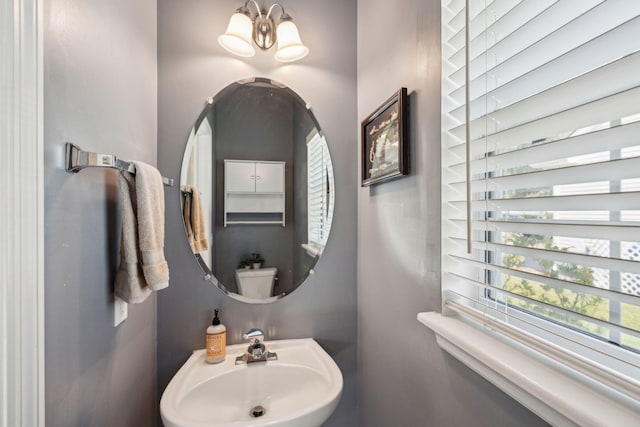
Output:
(65, 143), (174, 187)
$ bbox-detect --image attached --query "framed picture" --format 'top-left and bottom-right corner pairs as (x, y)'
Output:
(361, 87), (408, 186)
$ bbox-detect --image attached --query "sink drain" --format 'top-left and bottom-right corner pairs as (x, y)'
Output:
(250, 405), (266, 418)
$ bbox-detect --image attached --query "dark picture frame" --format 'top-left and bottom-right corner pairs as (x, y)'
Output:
(361, 87), (408, 186)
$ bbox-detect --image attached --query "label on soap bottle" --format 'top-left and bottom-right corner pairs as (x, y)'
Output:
(206, 332), (226, 363)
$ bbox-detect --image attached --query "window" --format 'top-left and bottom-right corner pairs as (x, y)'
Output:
(305, 130), (334, 256)
(442, 0), (640, 403)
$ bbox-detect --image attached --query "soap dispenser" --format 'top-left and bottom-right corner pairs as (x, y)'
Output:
(206, 309), (226, 364)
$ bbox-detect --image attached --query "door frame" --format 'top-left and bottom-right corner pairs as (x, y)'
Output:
(0, 0), (45, 426)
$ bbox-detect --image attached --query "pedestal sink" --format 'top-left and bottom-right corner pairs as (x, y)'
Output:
(160, 338), (343, 427)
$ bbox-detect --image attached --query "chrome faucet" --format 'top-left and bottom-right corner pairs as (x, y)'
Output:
(235, 328), (278, 365)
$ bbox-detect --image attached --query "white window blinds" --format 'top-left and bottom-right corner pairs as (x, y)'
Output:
(306, 131), (334, 253)
(442, 0), (640, 398)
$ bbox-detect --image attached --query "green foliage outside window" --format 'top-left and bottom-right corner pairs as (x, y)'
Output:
(500, 232), (640, 350)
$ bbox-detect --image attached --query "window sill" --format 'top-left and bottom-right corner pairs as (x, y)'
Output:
(301, 243), (323, 257)
(417, 312), (640, 427)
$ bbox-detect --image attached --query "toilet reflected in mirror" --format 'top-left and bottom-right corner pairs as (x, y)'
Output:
(235, 267), (278, 299)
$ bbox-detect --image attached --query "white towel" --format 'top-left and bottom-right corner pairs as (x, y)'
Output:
(114, 161), (169, 303)
(133, 161), (170, 290)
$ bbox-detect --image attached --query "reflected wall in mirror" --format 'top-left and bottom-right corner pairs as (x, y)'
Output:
(180, 78), (335, 303)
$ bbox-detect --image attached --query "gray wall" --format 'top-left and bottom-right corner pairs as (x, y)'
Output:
(213, 85), (294, 295)
(43, 0), (158, 426)
(356, 1), (547, 426)
(212, 85), (316, 295)
(157, 1), (358, 426)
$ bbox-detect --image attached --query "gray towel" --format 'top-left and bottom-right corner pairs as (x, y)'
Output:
(114, 161), (169, 303)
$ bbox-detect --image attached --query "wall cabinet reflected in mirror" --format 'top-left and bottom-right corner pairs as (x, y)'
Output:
(179, 78), (335, 303)
(224, 160), (286, 227)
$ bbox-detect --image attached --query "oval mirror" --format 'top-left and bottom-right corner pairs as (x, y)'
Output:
(179, 78), (335, 303)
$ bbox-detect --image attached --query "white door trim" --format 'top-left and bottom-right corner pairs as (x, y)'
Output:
(0, 0), (45, 426)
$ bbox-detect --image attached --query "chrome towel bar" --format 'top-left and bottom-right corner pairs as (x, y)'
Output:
(65, 143), (174, 187)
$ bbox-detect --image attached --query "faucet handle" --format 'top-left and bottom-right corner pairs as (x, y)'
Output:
(235, 328), (277, 365)
(243, 328), (264, 341)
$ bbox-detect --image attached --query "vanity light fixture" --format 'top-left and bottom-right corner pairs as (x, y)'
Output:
(218, 1), (309, 62)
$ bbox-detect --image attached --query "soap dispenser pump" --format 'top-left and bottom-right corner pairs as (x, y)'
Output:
(206, 309), (226, 364)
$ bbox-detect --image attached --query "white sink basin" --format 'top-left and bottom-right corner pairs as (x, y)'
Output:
(160, 338), (343, 427)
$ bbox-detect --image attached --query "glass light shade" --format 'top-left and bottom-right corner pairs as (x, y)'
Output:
(218, 12), (255, 57)
(274, 20), (309, 62)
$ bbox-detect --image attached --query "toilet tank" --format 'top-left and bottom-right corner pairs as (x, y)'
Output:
(235, 267), (278, 299)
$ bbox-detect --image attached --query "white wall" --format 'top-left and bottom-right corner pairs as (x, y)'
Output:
(356, 0), (548, 425)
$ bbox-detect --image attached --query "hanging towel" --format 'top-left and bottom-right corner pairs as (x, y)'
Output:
(114, 171), (151, 303)
(114, 161), (170, 303)
(192, 188), (209, 253)
(182, 188), (195, 249)
(132, 161), (170, 291)
(181, 185), (209, 253)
